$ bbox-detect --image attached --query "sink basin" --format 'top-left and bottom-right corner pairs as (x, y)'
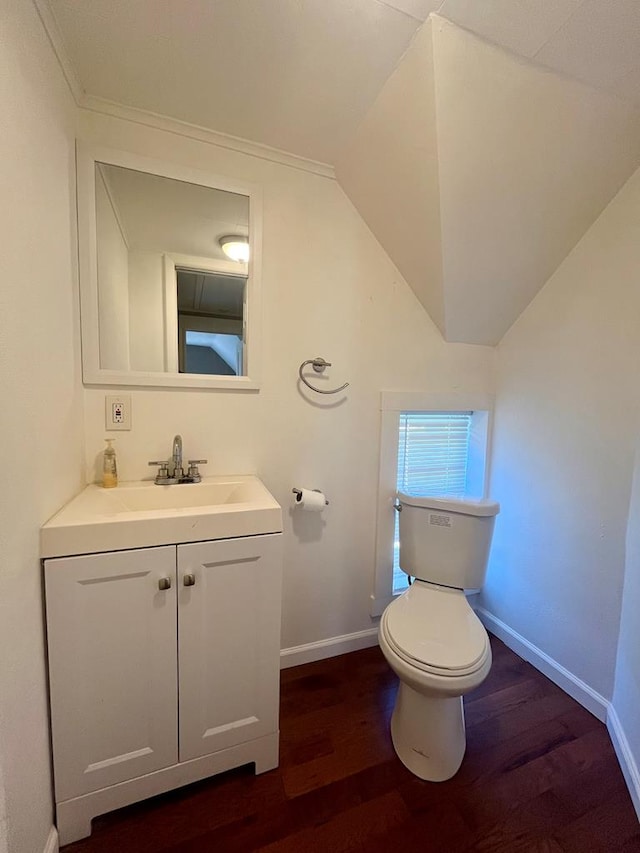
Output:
(41, 476), (283, 558)
(103, 479), (266, 513)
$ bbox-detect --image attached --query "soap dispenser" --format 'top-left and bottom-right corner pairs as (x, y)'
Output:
(102, 439), (118, 489)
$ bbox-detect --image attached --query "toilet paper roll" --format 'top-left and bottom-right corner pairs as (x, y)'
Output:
(295, 488), (326, 512)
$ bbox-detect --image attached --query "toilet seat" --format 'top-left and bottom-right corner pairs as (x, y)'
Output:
(382, 582), (489, 678)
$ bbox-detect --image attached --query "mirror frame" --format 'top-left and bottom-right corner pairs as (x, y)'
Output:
(76, 142), (262, 390)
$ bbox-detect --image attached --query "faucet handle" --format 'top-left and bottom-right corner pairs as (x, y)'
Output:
(187, 459), (208, 482)
(148, 460), (170, 482)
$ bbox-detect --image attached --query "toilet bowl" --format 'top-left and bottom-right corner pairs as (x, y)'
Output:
(379, 580), (491, 781)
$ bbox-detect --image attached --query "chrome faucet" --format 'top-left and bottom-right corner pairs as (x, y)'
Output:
(148, 436), (207, 485)
(171, 434), (183, 479)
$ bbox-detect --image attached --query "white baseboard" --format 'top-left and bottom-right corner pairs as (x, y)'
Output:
(43, 826), (58, 853)
(280, 628), (379, 669)
(607, 706), (640, 822)
(475, 606), (608, 722)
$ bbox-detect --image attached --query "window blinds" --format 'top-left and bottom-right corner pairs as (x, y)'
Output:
(397, 412), (473, 498)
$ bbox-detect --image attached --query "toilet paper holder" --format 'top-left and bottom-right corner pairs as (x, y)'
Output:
(292, 488), (330, 506)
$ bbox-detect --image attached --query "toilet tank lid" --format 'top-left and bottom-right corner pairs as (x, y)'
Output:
(397, 493), (500, 517)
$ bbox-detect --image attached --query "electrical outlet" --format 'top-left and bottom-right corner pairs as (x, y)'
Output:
(105, 395), (131, 430)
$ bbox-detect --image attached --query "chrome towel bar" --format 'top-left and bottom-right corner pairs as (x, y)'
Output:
(298, 357), (349, 395)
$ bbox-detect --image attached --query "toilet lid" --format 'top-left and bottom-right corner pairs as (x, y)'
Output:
(384, 582), (488, 674)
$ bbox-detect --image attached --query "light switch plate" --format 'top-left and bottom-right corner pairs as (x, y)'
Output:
(105, 395), (132, 430)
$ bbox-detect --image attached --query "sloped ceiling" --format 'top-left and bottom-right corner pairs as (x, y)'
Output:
(45, 0), (436, 164)
(45, 0), (640, 165)
(336, 16), (640, 345)
(41, 0), (640, 343)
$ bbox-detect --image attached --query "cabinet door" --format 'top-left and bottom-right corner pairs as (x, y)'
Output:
(178, 534), (282, 762)
(45, 547), (178, 801)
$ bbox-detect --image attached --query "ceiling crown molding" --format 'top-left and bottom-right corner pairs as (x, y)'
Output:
(81, 95), (336, 179)
(32, 0), (336, 180)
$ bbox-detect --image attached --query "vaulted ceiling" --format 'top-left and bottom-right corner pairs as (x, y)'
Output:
(40, 0), (640, 344)
(45, 0), (640, 165)
(337, 15), (640, 344)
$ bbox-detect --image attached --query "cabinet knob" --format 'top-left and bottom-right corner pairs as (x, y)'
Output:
(158, 577), (172, 591)
(183, 573), (196, 587)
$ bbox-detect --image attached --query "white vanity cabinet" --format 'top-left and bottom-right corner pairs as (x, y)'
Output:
(44, 533), (282, 845)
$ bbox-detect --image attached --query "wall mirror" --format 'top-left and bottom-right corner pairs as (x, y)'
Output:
(77, 144), (262, 389)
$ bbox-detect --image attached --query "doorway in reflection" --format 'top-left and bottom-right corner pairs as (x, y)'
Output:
(176, 268), (245, 375)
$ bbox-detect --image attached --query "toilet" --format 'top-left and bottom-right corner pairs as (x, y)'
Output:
(379, 492), (500, 781)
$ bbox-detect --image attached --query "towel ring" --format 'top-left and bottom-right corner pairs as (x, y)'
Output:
(298, 357), (349, 395)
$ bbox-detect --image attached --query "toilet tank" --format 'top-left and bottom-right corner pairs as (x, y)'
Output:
(397, 493), (500, 590)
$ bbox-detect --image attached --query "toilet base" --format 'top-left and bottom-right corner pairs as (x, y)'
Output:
(390, 682), (466, 781)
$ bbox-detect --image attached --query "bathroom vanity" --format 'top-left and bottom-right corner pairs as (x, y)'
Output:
(41, 477), (283, 845)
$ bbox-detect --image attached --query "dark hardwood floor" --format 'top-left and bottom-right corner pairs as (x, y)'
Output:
(63, 636), (640, 852)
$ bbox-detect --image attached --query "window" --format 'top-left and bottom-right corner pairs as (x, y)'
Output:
(393, 412), (473, 593)
(372, 392), (492, 617)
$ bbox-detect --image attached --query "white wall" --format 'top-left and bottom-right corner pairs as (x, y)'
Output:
(612, 438), (640, 814)
(78, 109), (495, 650)
(96, 168), (130, 370)
(128, 250), (165, 372)
(484, 164), (640, 700)
(0, 1), (83, 851)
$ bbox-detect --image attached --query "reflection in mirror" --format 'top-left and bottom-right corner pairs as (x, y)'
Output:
(94, 163), (249, 377)
(176, 268), (246, 375)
